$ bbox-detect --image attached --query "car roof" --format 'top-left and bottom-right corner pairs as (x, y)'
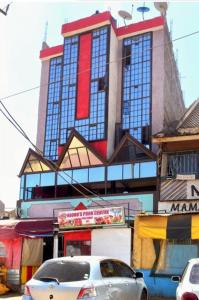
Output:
(188, 258), (199, 264)
(45, 256), (118, 263)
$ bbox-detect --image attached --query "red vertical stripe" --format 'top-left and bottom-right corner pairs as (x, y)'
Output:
(27, 266), (33, 281)
(76, 33), (91, 119)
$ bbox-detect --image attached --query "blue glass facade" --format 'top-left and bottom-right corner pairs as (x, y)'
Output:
(44, 27), (109, 160)
(19, 161), (156, 200)
(44, 57), (62, 160)
(122, 32), (152, 148)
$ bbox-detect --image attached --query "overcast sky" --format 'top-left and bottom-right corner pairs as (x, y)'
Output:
(0, 0), (199, 209)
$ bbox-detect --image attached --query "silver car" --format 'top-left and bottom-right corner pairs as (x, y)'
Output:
(22, 256), (148, 300)
(173, 258), (199, 300)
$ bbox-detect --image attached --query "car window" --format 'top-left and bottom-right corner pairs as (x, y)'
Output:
(100, 260), (119, 278)
(113, 261), (135, 278)
(189, 264), (199, 284)
(34, 260), (90, 282)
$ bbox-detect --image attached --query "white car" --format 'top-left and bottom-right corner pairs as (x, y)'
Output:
(173, 258), (199, 300)
(22, 256), (148, 300)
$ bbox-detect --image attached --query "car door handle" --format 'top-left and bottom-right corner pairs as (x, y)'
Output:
(108, 283), (112, 287)
(124, 281), (129, 286)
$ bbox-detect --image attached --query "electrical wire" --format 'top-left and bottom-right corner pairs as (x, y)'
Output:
(0, 101), (115, 208)
(1, 22), (198, 208)
(0, 27), (199, 103)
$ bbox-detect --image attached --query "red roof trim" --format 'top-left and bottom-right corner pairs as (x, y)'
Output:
(40, 45), (63, 59)
(62, 11), (114, 35)
(117, 16), (164, 37)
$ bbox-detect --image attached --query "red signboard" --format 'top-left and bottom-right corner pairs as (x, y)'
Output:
(58, 207), (125, 229)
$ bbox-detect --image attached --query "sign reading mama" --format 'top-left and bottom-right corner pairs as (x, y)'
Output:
(58, 207), (125, 229)
(159, 201), (199, 213)
(187, 181), (199, 199)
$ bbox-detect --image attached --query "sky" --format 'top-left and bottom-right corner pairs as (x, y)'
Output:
(0, 0), (199, 209)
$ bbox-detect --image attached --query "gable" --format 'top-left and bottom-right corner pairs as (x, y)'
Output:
(110, 134), (156, 164)
(19, 150), (53, 176)
(59, 136), (105, 169)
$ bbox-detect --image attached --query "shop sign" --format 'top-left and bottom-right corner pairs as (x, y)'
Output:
(58, 207), (125, 229)
(159, 201), (199, 213)
(187, 181), (199, 199)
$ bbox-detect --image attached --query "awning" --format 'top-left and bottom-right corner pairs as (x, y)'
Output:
(0, 220), (20, 239)
(136, 213), (199, 240)
(0, 219), (55, 240)
(15, 219), (55, 237)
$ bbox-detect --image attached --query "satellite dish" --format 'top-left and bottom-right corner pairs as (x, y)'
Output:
(118, 10), (132, 26)
(137, 5), (150, 20)
(154, 2), (168, 17)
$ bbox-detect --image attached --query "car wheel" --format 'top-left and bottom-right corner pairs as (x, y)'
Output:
(140, 289), (148, 300)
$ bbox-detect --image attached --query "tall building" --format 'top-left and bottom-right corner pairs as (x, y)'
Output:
(17, 11), (185, 262)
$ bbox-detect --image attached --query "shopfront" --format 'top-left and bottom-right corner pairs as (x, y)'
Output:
(133, 213), (199, 297)
(57, 206), (132, 265)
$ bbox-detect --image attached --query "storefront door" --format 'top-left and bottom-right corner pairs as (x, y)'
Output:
(64, 230), (91, 256)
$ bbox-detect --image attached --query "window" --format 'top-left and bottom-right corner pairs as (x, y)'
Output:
(122, 33), (152, 147)
(34, 260), (90, 282)
(167, 152), (199, 178)
(113, 261), (135, 278)
(44, 56), (62, 160)
(124, 45), (131, 66)
(189, 264), (199, 284)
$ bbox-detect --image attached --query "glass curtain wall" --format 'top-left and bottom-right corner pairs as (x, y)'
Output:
(122, 32), (152, 148)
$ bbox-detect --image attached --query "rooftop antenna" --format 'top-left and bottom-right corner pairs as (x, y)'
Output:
(118, 9), (132, 26)
(137, 2), (150, 20)
(43, 21), (48, 43)
(154, 2), (168, 17)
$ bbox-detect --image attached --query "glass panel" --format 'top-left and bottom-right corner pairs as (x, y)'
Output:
(140, 161), (156, 177)
(134, 163), (140, 178)
(24, 162), (32, 173)
(72, 169), (88, 183)
(26, 174), (40, 187)
(40, 172), (55, 186)
(60, 152), (71, 169)
(107, 165), (122, 180)
(57, 171), (72, 185)
(69, 148), (80, 167)
(89, 167), (105, 182)
(69, 137), (84, 148)
(78, 147), (90, 166)
(88, 151), (103, 165)
(19, 175), (25, 199)
(34, 260), (90, 282)
(123, 164), (133, 179)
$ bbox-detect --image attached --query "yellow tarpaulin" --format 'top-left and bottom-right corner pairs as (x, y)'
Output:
(137, 215), (168, 239)
(191, 214), (199, 239)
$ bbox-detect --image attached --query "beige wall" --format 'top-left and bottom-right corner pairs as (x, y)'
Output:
(152, 30), (165, 136)
(36, 60), (50, 153)
(107, 27), (120, 158)
(163, 26), (185, 128)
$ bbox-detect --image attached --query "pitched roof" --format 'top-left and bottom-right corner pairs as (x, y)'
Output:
(19, 149), (55, 176)
(177, 98), (199, 130)
(57, 129), (106, 169)
(109, 133), (156, 164)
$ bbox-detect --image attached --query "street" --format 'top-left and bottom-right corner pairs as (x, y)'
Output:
(0, 292), (22, 299)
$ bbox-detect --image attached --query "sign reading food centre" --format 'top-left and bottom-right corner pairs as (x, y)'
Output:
(58, 207), (125, 229)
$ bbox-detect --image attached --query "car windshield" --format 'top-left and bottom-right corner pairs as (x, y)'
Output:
(33, 260), (90, 283)
(189, 264), (199, 284)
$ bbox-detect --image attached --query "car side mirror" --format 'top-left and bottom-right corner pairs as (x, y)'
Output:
(135, 271), (143, 279)
(171, 276), (181, 282)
